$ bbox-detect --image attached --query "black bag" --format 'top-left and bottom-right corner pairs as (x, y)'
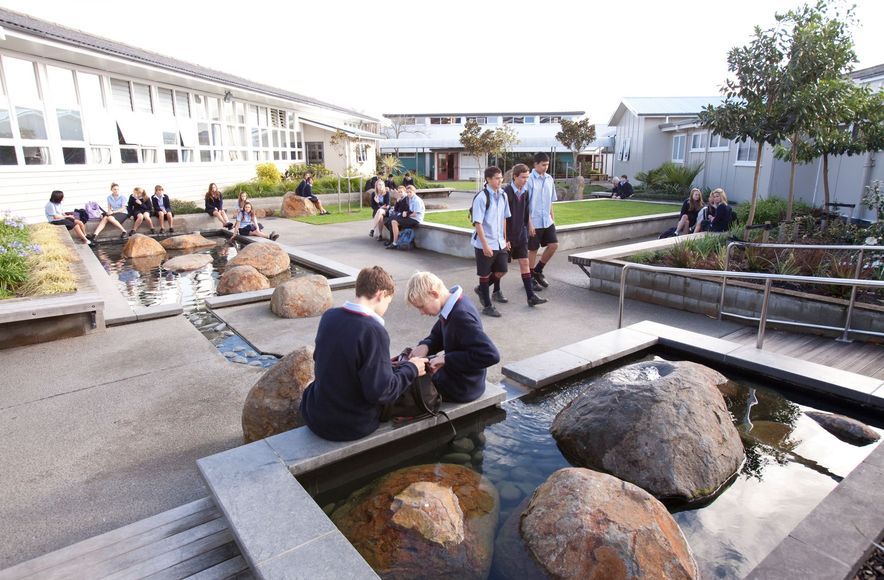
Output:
(659, 226), (678, 239)
(381, 348), (442, 425)
(73, 208), (89, 223)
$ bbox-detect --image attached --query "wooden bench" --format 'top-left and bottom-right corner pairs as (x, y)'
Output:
(0, 498), (251, 580)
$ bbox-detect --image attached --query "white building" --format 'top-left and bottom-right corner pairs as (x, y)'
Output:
(0, 8), (381, 223)
(380, 112), (613, 180)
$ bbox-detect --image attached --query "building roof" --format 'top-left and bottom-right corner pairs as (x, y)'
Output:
(300, 117), (383, 140)
(0, 7), (378, 122)
(850, 63), (884, 82)
(608, 96), (723, 126)
(383, 111), (585, 118)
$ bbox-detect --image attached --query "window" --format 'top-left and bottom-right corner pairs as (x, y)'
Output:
(0, 146), (16, 165)
(306, 142), (324, 165)
(157, 88), (174, 116)
(77, 72), (104, 111)
(465, 116), (487, 124)
(132, 83), (152, 114)
(398, 116), (416, 125)
(622, 138), (631, 162)
(16, 107), (47, 139)
(709, 134), (729, 150)
(0, 109), (12, 138)
(503, 116), (525, 124)
(56, 109), (84, 140)
(23, 146), (50, 165)
(47, 67), (77, 104)
(430, 116), (460, 124)
(690, 132), (706, 151)
(111, 78), (132, 111)
(524, 116), (535, 124)
(175, 91), (190, 118)
(736, 139), (759, 163)
(62, 147), (86, 164)
(355, 143), (369, 163)
(540, 115), (562, 124)
(671, 134), (686, 163)
(3, 56), (40, 102)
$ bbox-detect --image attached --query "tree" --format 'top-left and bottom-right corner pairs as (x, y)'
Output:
(459, 119), (499, 184)
(556, 118), (596, 176)
(381, 116), (428, 157)
(379, 154), (403, 176)
(493, 125), (520, 173)
(699, 15), (796, 228)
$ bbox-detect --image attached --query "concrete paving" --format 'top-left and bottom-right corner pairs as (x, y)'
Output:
(0, 205), (744, 569)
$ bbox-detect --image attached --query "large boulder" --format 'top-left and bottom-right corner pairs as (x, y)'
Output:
(162, 254), (213, 272)
(805, 411), (880, 446)
(550, 359), (744, 503)
(494, 468), (698, 580)
(122, 234), (166, 258)
(242, 346), (313, 443)
(332, 464), (499, 580)
(160, 233), (215, 251)
(281, 192), (317, 217)
(217, 265), (269, 295)
(270, 275), (333, 318)
(228, 242), (290, 277)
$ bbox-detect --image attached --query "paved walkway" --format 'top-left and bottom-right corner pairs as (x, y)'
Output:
(0, 207), (768, 569)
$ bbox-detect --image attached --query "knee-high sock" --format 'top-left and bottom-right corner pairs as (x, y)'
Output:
(521, 272), (535, 298)
(478, 275), (491, 307)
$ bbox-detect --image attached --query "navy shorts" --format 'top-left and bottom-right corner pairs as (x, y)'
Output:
(50, 218), (75, 230)
(239, 224), (257, 236)
(475, 248), (508, 276)
(509, 243), (528, 260)
(528, 224), (558, 251)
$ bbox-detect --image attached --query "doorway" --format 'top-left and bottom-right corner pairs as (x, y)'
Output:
(436, 152), (459, 180)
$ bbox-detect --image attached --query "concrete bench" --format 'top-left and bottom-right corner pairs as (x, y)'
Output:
(0, 292), (105, 349)
(568, 233), (707, 280)
(0, 497), (251, 580)
(415, 187), (454, 199)
(590, 190), (614, 199)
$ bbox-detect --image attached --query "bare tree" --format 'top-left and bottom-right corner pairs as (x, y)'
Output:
(381, 115), (428, 157)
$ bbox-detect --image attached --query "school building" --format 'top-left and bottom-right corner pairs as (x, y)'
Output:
(0, 7), (382, 223)
(380, 112), (613, 180)
(609, 65), (884, 221)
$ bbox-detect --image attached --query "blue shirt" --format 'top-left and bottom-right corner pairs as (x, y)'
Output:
(471, 186), (511, 251)
(527, 169), (557, 228)
(45, 202), (64, 222)
(342, 301), (385, 327)
(440, 286), (463, 320)
(237, 210), (253, 226)
(107, 194), (125, 212)
(407, 194), (425, 223)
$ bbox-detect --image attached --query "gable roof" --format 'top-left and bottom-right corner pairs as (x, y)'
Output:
(0, 7), (378, 122)
(608, 96), (723, 126)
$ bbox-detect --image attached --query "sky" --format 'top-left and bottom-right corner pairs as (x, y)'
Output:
(1, 0), (882, 124)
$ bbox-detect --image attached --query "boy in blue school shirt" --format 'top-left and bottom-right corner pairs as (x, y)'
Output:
(527, 152), (559, 291)
(406, 271), (500, 403)
(387, 185), (425, 249)
(471, 166), (511, 317)
(299, 266), (428, 441)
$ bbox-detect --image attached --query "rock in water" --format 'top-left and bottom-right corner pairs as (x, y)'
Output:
(270, 275), (333, 318)
(122, 234), (166, 258)
(332, 464), (499, 580)
(160, 233), (215, 250)
(550, 359), (744, 503)
(217, 265), (269, 295)
(241, 346), (314, 443)
(162, 254), (212, 272)
(228, 242), (290, 277)
(494, 468), (699, 580)
(806, 411), (880, 446)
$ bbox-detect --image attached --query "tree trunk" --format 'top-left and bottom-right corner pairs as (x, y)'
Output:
(786, 137), (797, 222)
(745, 147), (764, 229)
(822, 153), (831, 213)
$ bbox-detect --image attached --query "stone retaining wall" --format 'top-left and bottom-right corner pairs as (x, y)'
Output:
(590, 260), (884, 339)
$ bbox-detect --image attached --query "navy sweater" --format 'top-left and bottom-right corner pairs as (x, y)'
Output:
(418, 295), (500, 402)
(300, 307), (418, 441)
(505, 184), (530, 247)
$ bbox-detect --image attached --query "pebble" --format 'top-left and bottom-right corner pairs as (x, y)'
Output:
(222, 351), (237, 358)
(450, 437), (475, 453)
(214, 323), (227, 332)
(260, 355), (277, 360)
(440, 453), (472, 464)
(471, 451), (484, 463)
(245, 350), (258, 357)
(232, 356), (248, 364)
(249, 361), (263, 367)
(498, 482), (522, 502)
(233, 346), (246, 352)
(224, 331), (235, 337)
(472, 432), (487, 446)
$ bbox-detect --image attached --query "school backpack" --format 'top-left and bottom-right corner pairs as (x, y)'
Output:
(467, 188), (491, 224)
(84, 201), (105, 220)
(381, 348), (451, 434)
(397, 227), (415, 248)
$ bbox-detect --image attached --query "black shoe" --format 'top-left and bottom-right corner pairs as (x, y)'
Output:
(225, 222), (234, 230)
(376, 236), (385, 242)
(532, 270), (549, 288)
(474, 285), (489, 308)
(270, 232), (279, 241)
(120, 231), (127, 239)
(86, 233), (95, 241)
(128, 229), (135, 236)
(369, 229), (374, 238)
(482, 306), (502, 318)
(528, 295), (549, 307)
(531, 279), (544, 292)
(492, 290), (508, 304)
(149, 228), (156, 234)
(386, 243), (398, 250)
(159, 228), (164, 234)
(169, 227), (174, 233)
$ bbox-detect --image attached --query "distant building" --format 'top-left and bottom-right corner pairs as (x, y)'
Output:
(0, 8), (381, 222)
(610, 68), (884, 220)
(380, 112), (613, 180)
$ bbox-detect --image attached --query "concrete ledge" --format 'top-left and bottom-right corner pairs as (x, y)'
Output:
(747, 444), (884, 579)
(132, 304), (184, 321)
(568, 232), (708, 266)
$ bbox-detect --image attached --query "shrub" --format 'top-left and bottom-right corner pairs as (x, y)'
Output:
(312, 176), (362, 193)
(286, 164), (332, 180)
(734, 196), (814, 227)
(222, 180), (287, 199)
(171, 199), (203, 215)
(635, 162), (704, 197)
(255, 162), (282, 184)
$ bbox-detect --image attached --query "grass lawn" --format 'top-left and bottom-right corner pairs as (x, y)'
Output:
(291, 207), (374, 225)
(437, 180), (479, 190)
(424, 200), (680, 228)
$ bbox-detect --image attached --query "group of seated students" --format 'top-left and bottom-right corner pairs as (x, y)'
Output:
(45, 182), (175, 245)
(205, 184), (279, 241)
(675, 187), (735, 235)
(368, 182), (425, 249)
(300, 267), (500, 441)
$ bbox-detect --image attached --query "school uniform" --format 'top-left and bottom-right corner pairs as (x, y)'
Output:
(300, 303), (419, 441)
(45, 201), (75, 229)
(417, 287), (499, 403)
(296, 179), (319, 202)
(236, 210), (259, 235)
(613, 180), (634, 199)
(127, 195), (151, 218)
(505, 182), (530, 260)
(151, 194), (172, 216)
(384, 196), (410, 238)
(527, 169), (558, 250)
(402, 176), (415, 188)
(371, 192), (390, 213)
(471, 185), (511, 276)
(107, 194), (129, 223)
(680, 199), (701, 231)
(205, 195), (224, 216)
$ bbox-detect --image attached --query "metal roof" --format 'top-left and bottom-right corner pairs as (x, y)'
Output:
(383, 111), (585, 118)
(300, 117), (383, 140)
(608, 96), (723, 126)
(0, 7), (378, 122)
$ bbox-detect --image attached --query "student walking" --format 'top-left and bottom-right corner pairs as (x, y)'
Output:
(527, 152), (559, 291)
(470, 166), (510, 317)
(505, 164), (548, 307)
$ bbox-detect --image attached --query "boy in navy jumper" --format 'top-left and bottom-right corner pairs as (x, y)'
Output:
(406, 271), (500, 403)
(506, 164), (548, 307)
(299, 266), (428, 441)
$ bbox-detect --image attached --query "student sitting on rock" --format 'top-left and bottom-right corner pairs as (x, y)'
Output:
(300, 266), (428, 441)
(234, 201), (279, 241)
(406, 271), (500, 403)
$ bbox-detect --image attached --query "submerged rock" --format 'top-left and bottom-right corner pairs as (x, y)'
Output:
(241, 346), (314, 443)
(162, 254), (212, 272)
(122, 234), (166, 258)
(228, 242), (290, 277)
(806, 411), (881, 446)
(493, 468), (698, 580)
(332, 464), (499, 580)
(160, 233), (215, 250)
(550, 359), (744, 503)
(217, 265), (269, 295)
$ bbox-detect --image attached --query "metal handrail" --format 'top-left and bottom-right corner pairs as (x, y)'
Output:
(719, 242), (884, 341)
(617, 262), (884, 348)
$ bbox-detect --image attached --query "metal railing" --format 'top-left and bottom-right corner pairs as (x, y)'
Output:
(617, 247), (884, 348)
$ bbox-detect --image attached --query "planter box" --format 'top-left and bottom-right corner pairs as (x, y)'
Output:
(590, 259), (884, 340)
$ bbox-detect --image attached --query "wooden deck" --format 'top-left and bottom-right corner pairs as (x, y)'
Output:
(0, 497), (251, 580)
(722, 327), (884, 380)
